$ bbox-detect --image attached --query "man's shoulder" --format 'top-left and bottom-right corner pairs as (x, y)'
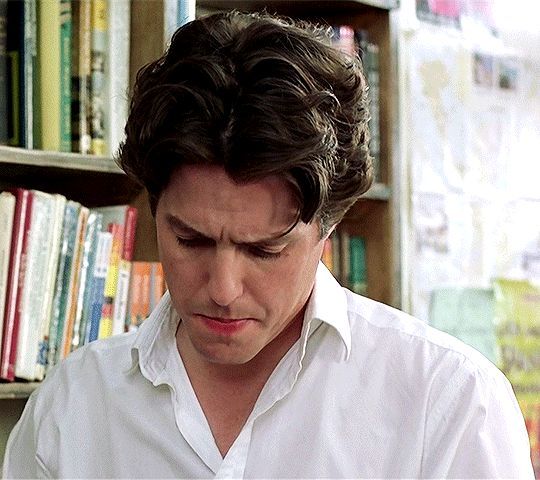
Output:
(34, 332), (137, 409)
(344, 290), (504, 383)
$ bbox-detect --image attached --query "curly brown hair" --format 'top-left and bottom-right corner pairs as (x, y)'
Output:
(118, 10), (373, 236)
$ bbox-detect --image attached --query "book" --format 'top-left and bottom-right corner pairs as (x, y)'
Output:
(86, 230), (112, 343)
(38, 0), (72, 152)
(349, 236), (367, 296)
(35, 193), (66, 380)
(71, 0), (92, 153)
(127, 261), (165, 332)
(20, 0), (38, 148)
(60, 206), (89, 360)
(355, 30), (381, 182)
(3, 0), (13, 145)
(93, 204), (137, 337)
(106, 0), (129, 157)
(149, 261), (165, 311)
(71, 211), (100, 351)
(127, 261), (151, 331)
(90, 0), (107, 155)
(98, 222), (123, 338)
(14, 191), (62, 380)
(46, 200), (81, 371)
(0, 188), (33, 381)
(0, 191), (15, 351)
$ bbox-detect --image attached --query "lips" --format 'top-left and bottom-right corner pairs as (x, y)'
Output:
(196, 314), (252, 335)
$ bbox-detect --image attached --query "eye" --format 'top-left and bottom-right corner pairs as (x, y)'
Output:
(175, 236), (214, 248)
(247, 246), (282, 260)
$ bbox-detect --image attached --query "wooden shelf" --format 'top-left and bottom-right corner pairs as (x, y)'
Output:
(0, 146), (124, 174)
(198, 0), (399, 13)
(0, 382), (39, 400)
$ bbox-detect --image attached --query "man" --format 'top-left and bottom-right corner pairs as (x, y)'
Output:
(3, 11), (534, 479)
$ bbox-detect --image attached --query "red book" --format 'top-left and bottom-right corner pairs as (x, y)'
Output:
(0, 189), (34, 381)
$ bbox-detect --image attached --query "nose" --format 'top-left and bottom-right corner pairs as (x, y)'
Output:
(207, 247), (243, 307)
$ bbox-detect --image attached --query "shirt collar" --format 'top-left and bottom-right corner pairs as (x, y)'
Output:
(130, 262), (352, 382)
(304, 262), (351, 360)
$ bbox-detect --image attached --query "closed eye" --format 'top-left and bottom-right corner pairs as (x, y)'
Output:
(175, 236), (214, 248)
(245, 246), (282, 260)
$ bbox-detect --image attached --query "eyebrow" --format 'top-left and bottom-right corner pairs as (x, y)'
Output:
(165, 214), (298, 247)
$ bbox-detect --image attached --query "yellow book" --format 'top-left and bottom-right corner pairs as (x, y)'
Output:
(38, 0), (71, 152)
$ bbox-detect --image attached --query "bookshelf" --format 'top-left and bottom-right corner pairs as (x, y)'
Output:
(0, 0), (401, 443)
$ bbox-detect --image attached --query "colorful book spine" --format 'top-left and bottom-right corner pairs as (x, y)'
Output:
(0, 191), (15, 350)
(71, 0), (92, 153)
(90, 0), (107, 155)
(349, 236), (367, 296)
(71, 211), (100, 351)
(21, 0), (38, 148)
(127, 261), (151, 332)
(15, 191), (60, 380)
(150, 262), (165, 310)
(35, 193), (66, 380)
(111, 206), (137, 335)
(86, 230), (112, 343)
(0, 188), (33, 381)
(38, 0), (72, 152)
(3, 0), (14, 145)
(106, 0), (129, 156)
(46, 201), (80, 371)
(98, 222), (123, 338)
(60, 206), (89, 359)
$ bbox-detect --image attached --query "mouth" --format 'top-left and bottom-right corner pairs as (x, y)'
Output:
(196, 314), (253, 335)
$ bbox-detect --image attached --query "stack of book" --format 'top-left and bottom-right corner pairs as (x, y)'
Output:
(0, 188), (166, 383)
(0, 0), (130, 156)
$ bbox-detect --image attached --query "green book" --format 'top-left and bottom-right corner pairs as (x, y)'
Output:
(349, 236), (367, 296)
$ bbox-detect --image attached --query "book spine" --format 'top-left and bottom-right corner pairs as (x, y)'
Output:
(60, 206), (89, 359)
(106, 0), (129, 156)
(127, 261), (151, 332)
(366, 41), (381, 182)
(35, 194), (65, 380)
(77, 211), (102, 347)
(98, 222), (123, 338)
(86, 230), (112, 343)
(59, 0), (71, 151)
(0, 191), (15, 350)
(46, 201), (80, 371)
(0, 189), (33, 381)
(15, 191), (57, 380)
(0, 0), (7, 144)
(71, 0), (91, 153)
(349, 236), (367, 296)
(20, 0), (37, 148)
(339, 230), (350, 288)
(38, 0), (60, 151)
(111, 206), (137, 335)
(150, 262), (165, 311)
(70, 210), (98, 351)
(90, 0), (107, 155)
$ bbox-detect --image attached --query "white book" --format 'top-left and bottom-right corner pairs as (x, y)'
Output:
(112, 259), (131, 336)
(15, 191), (60, 380)
(106, 0), (130, 157)
(35, 194), (66, 381)
(0, 192), (16, 352)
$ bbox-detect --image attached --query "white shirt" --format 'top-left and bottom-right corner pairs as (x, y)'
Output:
(3, 264), (534, 479)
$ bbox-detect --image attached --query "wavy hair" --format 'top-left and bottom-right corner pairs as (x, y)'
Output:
(118, 10), (373, 236)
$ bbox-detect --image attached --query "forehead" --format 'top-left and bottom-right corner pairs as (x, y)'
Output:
(159, 164), (301, 237)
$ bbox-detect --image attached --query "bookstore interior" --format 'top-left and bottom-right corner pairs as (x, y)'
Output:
(0, 0), (539, 475)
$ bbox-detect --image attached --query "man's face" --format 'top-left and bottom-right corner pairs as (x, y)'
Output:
(155, 164), (327, 366)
